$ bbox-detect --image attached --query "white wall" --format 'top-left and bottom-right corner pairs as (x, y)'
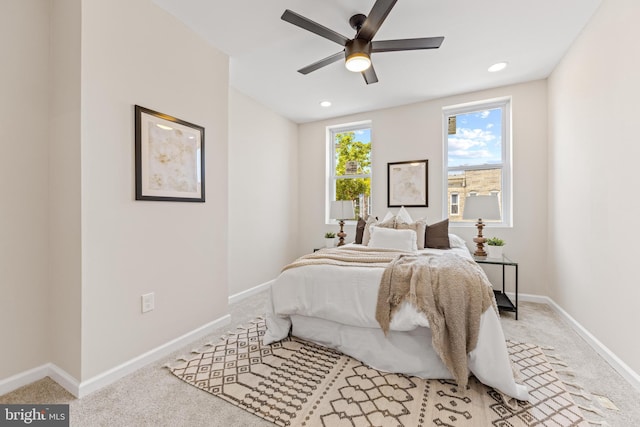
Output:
(0, 0), (51, 379)
(298, 80), (549, 296)
(49, 0), (83, 380)
(1, 0), (298, 392)
(548, 0), (640, 374)
(228, 89), (299, 296)
(79, 0), (229, 380)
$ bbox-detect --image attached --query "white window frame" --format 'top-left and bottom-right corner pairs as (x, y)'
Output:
(326, 120), (372, 224)
(442, 97), (512, 227)
(450, 193), (459, 215)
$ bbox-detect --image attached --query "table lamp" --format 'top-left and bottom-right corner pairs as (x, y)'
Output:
(330, 200), (355, 246)
(462, 195), (501, 256)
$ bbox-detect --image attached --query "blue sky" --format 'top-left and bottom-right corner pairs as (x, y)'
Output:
(354, 128), (371, 143)
(448, 108), (502, 167)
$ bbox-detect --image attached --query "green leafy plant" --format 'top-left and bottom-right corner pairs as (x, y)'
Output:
(324, 232), (336, 238)
(335, 131), (371, 218)
(486, 237), (505, 246)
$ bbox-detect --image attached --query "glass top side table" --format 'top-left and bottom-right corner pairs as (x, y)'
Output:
(474, 255), (518, 320)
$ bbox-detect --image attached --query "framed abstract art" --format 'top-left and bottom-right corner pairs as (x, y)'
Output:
(387, 159), (428, 207)
(134, 105), (205, 202)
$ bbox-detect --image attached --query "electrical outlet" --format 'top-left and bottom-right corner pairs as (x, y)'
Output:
(142, 292), (154, 313)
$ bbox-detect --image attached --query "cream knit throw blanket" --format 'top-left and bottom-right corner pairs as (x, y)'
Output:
(376, 253), (497, 390)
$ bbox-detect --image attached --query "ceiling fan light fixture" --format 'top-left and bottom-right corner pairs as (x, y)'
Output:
(345, 52), (371, 72)
(344, 38), (372, 72)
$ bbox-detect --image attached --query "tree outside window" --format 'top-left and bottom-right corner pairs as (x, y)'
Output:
(329, 124), (371, 221)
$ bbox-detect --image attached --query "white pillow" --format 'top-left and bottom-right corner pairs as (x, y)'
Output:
(368, 226), (417, 252)
(363, 215), (396, 246)
(381, 211), (395, 223)
(448, 234), (467, 249)
(396, 206), (413, 224)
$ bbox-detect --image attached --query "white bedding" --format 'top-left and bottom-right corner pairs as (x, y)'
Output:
(263, 243), (529, 401)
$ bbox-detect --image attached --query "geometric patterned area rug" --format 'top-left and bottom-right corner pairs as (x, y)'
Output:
(167, 319), (588, 427)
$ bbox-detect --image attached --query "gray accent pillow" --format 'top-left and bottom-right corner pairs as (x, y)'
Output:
(425, 219), (451, 249)
(355, 217), (367, 244)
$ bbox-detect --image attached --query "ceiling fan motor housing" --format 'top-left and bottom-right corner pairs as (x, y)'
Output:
(345, 38), (371, 58)
(345, 38), (372, 72)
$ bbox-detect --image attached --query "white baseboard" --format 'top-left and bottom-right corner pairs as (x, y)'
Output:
(228, 280), (273, 305)
(0, 314), (231, 399)
(3, 279), (275, 399)
(511, 292), (640, 392)
(508, 292), (547, 304)
(0, 364), (68, 397)
(48, 364), (81, 396)
(77, 314), (231, 397)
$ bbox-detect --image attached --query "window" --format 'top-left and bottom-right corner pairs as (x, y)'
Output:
(450, 193), (459, 215)
(443, 98), (511, 226)
(327, 121), (372, 222)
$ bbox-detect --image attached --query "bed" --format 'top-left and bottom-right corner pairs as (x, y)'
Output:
(263, 223), (529, 401)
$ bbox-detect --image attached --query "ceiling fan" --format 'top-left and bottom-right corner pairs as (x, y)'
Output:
(281, 0), (444, 84)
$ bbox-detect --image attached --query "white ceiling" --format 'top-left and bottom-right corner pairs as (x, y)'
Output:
(153, 0), (601, 124)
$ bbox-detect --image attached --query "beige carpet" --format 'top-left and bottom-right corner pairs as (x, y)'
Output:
(167, 319), (587, 427)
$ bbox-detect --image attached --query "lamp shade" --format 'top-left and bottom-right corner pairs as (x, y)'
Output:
(330, 200), (355, 220)
(462, 195), (501, 221)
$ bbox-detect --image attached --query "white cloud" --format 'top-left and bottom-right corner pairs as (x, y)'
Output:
(448, 137), (484, 151)
(448, 127), (500, 164)
(486, 123), (494, 129)
(479, 110), (490, 119)
(449, 148), (493, 159)
(452, 127), (496, 143)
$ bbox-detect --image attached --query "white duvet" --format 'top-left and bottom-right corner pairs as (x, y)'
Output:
(263, 244), (529, 401)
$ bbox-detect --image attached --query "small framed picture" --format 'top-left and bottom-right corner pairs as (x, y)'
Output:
(135, 105), (205, 202)
(387, 159), (428, 207)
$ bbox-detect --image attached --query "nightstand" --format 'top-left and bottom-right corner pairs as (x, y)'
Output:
(474, 255), (518, 320)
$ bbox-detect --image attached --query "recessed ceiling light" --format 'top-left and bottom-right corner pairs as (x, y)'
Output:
(488, 62), (508, 72)
(320, 101), (332, 107)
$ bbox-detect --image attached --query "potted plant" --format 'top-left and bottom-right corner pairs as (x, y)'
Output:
(324, 232), (336, 248)
(486, 237), (505, 258)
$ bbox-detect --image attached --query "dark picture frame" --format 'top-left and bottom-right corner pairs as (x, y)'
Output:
(135, 105), (205, 202)
(387, 159), (428, 207)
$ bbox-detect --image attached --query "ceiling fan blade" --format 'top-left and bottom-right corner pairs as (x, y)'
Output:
(297, 51), (345, 75)
(362, 64), (379, 85)
(371, 37), (445, 52)
(356, 0), (398, 41)
(281, 9), (350, 46)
